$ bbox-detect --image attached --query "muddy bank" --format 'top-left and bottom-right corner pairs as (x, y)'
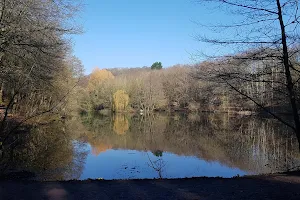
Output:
(0, 173), (300, 200)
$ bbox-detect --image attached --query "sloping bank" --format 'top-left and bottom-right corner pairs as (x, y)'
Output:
(0, 173), (300, 200)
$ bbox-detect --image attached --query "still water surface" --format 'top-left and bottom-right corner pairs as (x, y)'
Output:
(77, 113), (300, 180)
(2, 113), (300, 180)
(80, 149), (247, 180)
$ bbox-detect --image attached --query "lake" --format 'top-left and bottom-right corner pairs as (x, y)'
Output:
(1, 113), (300, 181)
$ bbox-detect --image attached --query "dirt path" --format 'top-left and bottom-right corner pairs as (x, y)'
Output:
(0, 173), (300, 200)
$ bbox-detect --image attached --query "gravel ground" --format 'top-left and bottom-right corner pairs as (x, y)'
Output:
(0, 173), (300, 200)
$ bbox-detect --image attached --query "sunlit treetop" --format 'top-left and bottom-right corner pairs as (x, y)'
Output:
(88, 67), (115, 90)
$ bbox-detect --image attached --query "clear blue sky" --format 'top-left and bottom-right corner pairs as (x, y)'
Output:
(72, 0), (234, 74)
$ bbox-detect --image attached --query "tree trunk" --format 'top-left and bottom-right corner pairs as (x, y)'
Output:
(0, 83), (3, 105)
(276, 0), (300, 149)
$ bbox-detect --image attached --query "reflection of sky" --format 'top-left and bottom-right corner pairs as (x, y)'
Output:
(80, 144), (247, 180)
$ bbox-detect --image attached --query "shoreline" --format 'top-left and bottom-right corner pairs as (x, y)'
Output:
(0, 172), (299, 200)
(0, 170), (299, 182)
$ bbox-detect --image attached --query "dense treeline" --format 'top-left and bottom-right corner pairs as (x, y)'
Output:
(195, 50), (300, 114)
(79, 65), (196, 113)
(0, 0), (84, 133)
(79, 51), (300, 115)
(0, 0), (84, 170)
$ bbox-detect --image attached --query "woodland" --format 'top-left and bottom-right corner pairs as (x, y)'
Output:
(1, 0), (300, 172)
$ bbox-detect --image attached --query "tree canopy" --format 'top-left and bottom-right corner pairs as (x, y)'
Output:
(113, 90), (129, 112)
(0, 0), (83, 145)
(151, 62), (163, 70)
(88, 68), (115, 91)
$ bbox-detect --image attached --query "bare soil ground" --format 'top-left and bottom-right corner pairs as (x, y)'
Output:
(0, 172), (300, 200)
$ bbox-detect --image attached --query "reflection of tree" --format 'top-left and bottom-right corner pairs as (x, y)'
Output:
(81, 113), (130, 155)
(83, 113), (300, 174)
(152, 150), (163, 157)
(91, 143), (112, 156)
(0, 119), (88, 181)
(113, 114), (129, 135)
(147, 152), (166, 179)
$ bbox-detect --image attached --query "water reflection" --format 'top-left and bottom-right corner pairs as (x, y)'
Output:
(80, 148), (246, 180)
(0, 118), (88, 181)
(80, 113), (300, 179)
(1, 112), (300, 180)
(113, 114), (129, 135)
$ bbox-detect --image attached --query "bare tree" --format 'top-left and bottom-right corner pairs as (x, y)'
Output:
(195, 0), (300, 148)
(0, 0), (83, 144)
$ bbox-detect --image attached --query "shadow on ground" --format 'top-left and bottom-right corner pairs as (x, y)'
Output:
(0, 174), (300, 200)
